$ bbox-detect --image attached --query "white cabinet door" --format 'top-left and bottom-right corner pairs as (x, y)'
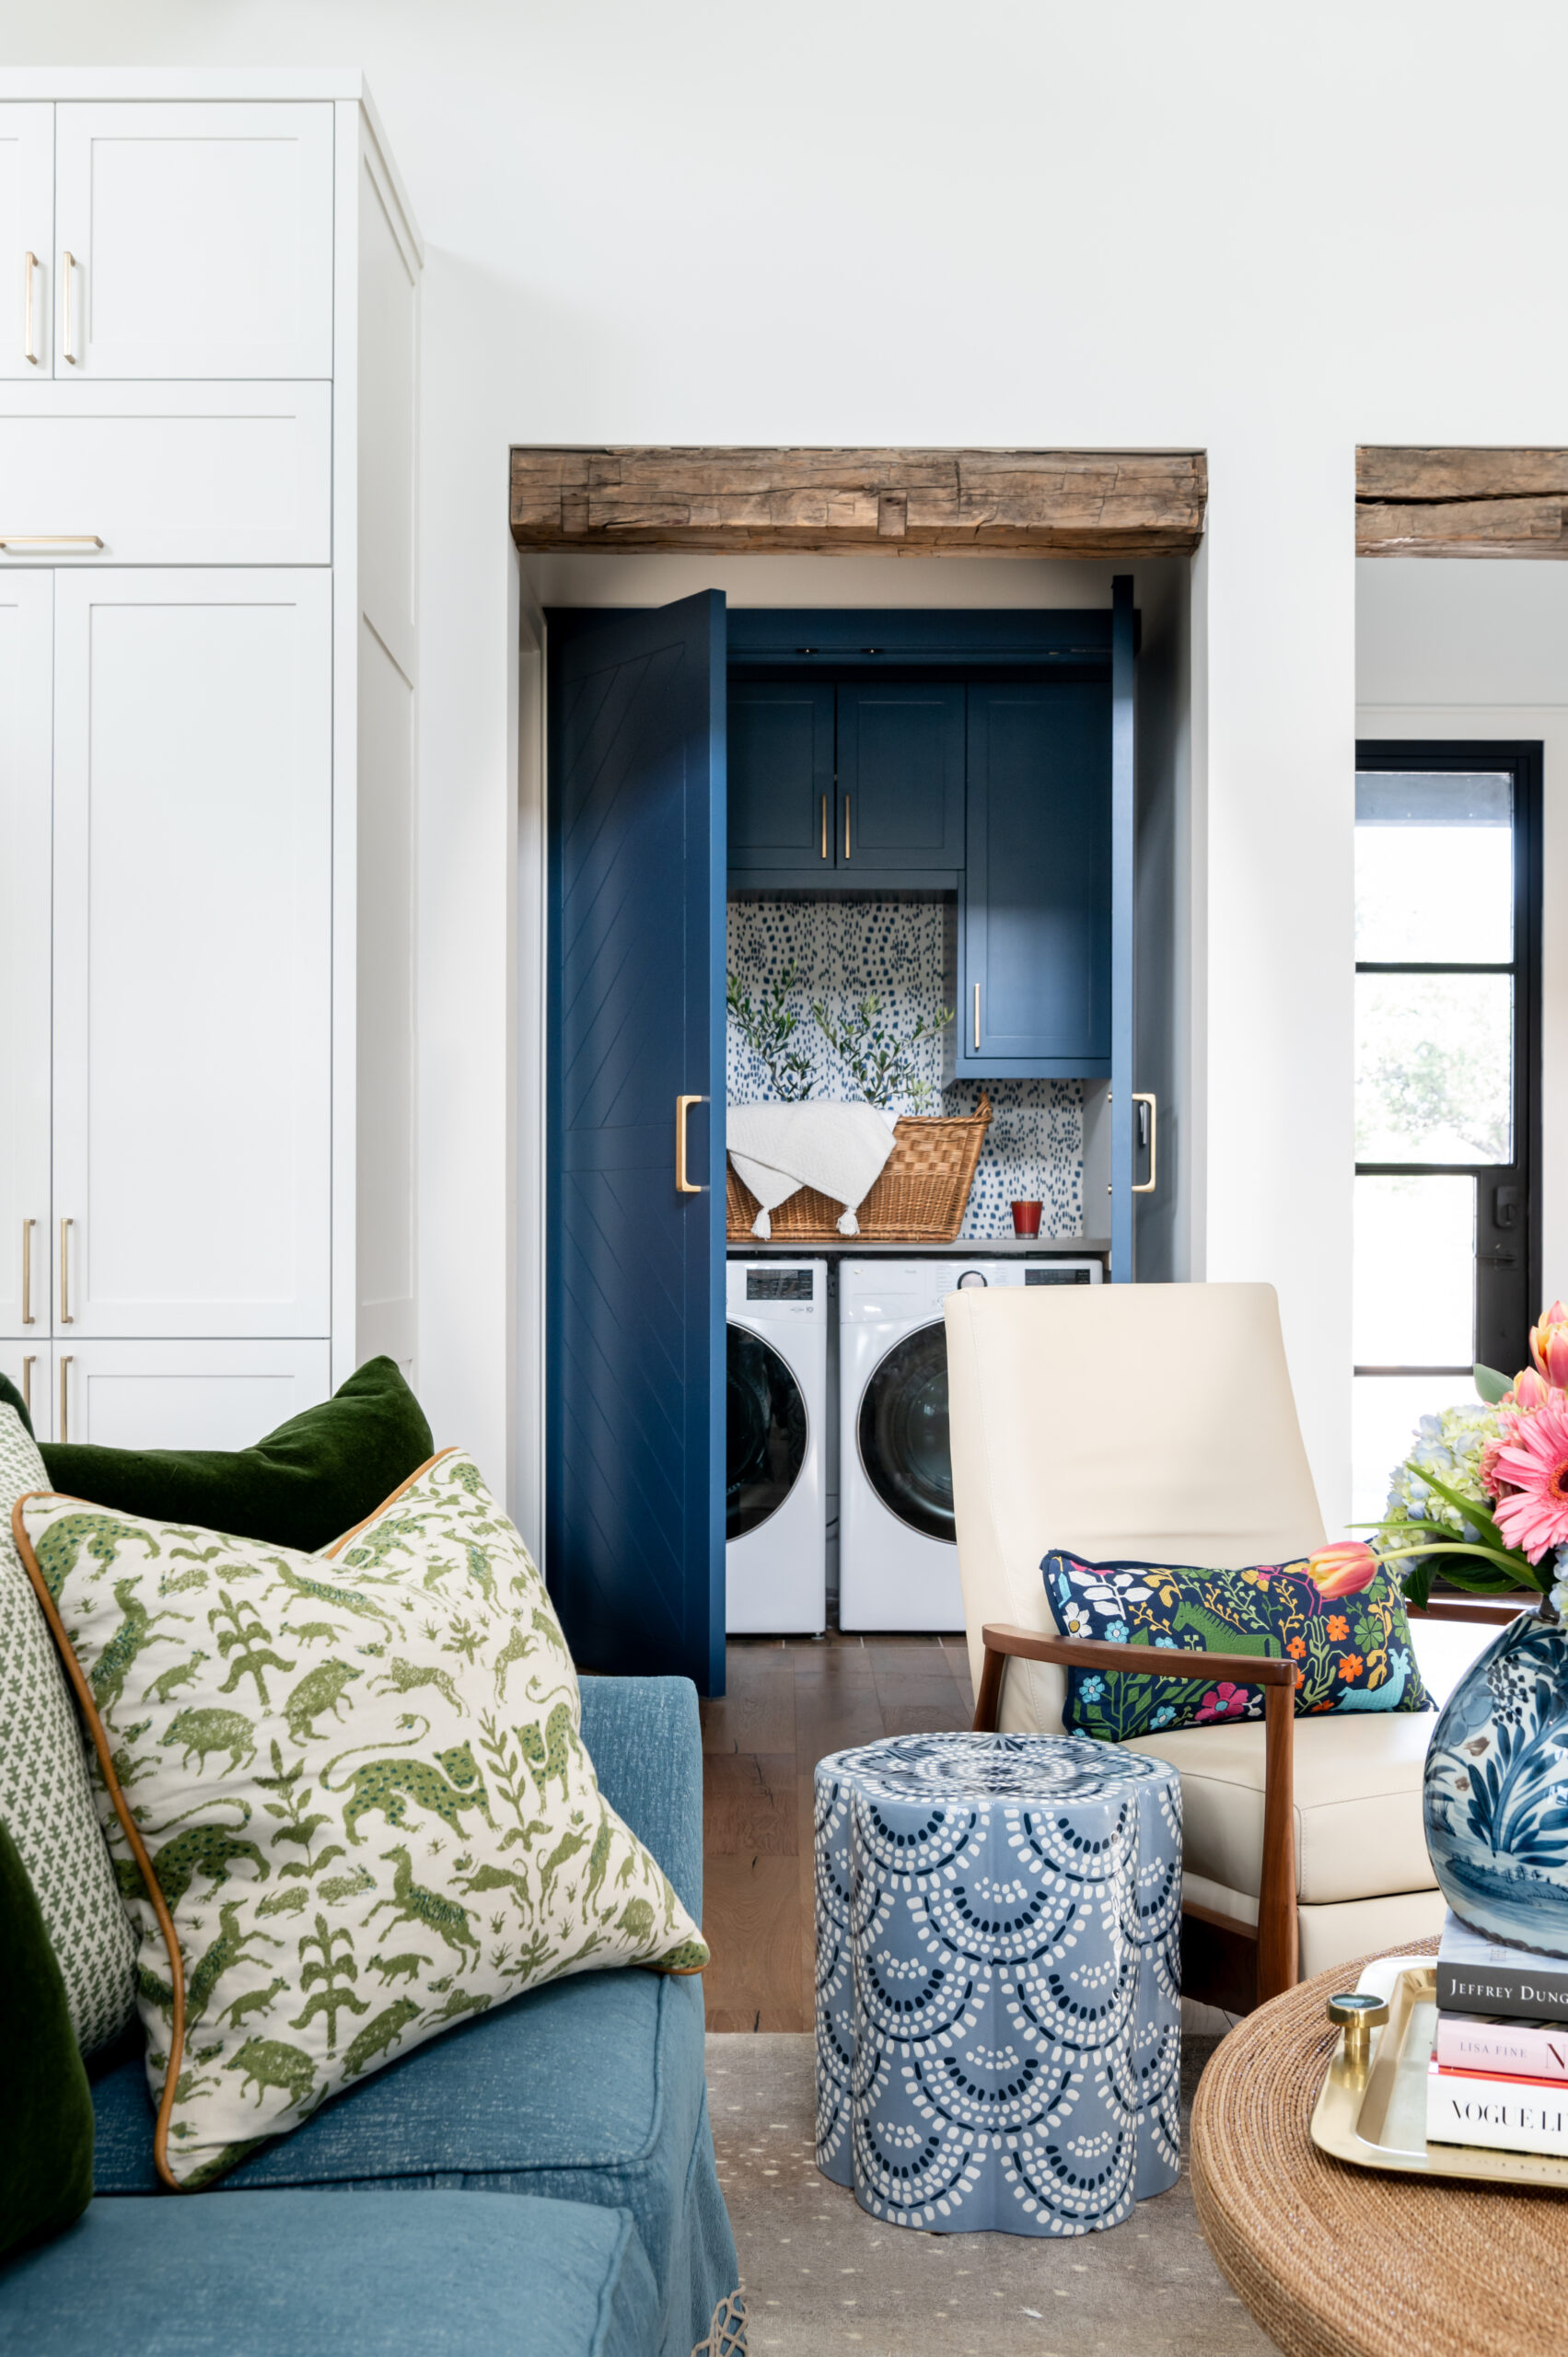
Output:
(54, 103), (332, 378)
(52, 571), (332, 1340)
(54, 1339), (332, 1449)
(0, 571), (52, 1340)
(0, 384), (332, 565)
(0, 104), (52, 379)
(0, 1342), (49, 1440)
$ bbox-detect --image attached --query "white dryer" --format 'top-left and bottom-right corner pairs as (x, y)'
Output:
(726, 1259), (828, 1633)
(839, 1256), (1103, 1631)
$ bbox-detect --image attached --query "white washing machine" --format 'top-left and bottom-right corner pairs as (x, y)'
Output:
(839, 1256), (1103, 1631)
(726, 1260), (829, 1633)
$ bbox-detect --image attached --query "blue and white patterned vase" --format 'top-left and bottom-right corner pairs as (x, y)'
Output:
(1423, 1600), (1568, 1951)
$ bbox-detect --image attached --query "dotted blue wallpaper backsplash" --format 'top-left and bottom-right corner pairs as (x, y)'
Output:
(726, 897), (1084, 1240)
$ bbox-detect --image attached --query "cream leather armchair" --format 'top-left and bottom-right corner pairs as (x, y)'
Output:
(946, 1280), (1493, 2007)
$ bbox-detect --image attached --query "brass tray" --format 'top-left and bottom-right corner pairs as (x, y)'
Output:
(1309, 1955), (1568, 2189)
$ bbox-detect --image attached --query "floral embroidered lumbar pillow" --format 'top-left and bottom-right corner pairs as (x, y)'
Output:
(14, 1449), (707, 2190)
(1042, 1549), (1431, 1744)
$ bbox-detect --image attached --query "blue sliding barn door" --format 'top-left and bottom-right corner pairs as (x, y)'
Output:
(1109, 575), (1138, 1282)
(548, 592), (726, 1695)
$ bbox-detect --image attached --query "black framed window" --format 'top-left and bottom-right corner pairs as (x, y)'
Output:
(1350, 742), (1541, 1527)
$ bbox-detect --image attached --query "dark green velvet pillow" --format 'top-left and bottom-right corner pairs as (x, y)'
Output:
(0, 1816), (94, 2254)
(39, 1356), (433, 1554)
(0, 1369), (33, 1440)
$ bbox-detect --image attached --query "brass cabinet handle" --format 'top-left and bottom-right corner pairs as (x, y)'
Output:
(0, 536), (103, 552)
(820, 794), (828, 861)
(973, 983), (981, 1051)
(675, 1095), (709, 1194)
(59, 1354), (72, 1442)
(20, 1218), (34, 1324)
(843, 795), (851, 861)
(21, 1355), (35, 1413)
(62, 250), (75, 364)
(23, 250), (37, 365)
(60, 1217), (73, 1323)
(1132, 1093), (1158, 1194)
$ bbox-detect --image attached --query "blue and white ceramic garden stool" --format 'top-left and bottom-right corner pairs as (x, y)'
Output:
(814, 1731), (1182, 2236)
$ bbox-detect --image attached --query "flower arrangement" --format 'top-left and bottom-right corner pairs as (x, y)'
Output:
(726, 962), (814, 1101)
(1314, 1300), (1568, 1623)
(810, 992), (953, 1112)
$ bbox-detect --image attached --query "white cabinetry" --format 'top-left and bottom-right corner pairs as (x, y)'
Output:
(0, 74), (420, 1447)
(53, 102), (333, 379)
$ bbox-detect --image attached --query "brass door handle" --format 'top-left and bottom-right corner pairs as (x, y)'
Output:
(23, 250), (37, 365)
(1132, 1093), (1157, 1194)
(59, 1354), (72, 1442)
(60, 1217), (73, 1323)
(20, 1218), (34, 1325)
(843, 795), (851, 861)
(972, 983), (981, 1051)
(675, 1095), (709, 1194)
(820, 794), (828, 860)
(62, 250), (75, 365)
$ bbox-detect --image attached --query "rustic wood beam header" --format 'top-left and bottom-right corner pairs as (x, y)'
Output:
(1358, 447), (1568, 558)
(510, 446), (1206, 559)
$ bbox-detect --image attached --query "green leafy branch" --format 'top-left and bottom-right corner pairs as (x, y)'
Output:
(726, 963), (814, 1101)
(812, 993), (953, 1111)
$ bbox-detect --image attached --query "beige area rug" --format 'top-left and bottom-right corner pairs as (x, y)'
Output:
(707, 2034), (1271, 2357)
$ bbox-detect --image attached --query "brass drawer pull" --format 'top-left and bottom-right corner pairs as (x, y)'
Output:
(20, 1217), (34, 1325)
(843, 795), (851, 861)
(972, 983), (981, 1051)
(60, 1216), (73, 1323)
(23, 250), (37, 365)
(62, 249), (76, 365)
(820, 794), (828, 861)
(0, 536), (103, 552)
(59, 1354), (72, 1442)
(21, 1355), (35, 1414)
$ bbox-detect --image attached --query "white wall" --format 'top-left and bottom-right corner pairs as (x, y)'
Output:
(1356, 562), (1568, 1306)
(18, 2), (1568, 1531)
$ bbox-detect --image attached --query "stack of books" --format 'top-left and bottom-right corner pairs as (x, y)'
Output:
(1426, 1911), (1568, 2159)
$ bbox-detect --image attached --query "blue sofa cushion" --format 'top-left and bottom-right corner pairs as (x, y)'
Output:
(0, 2189), (658, 2357)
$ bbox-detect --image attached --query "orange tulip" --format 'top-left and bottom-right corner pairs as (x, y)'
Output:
(1307, 1541), (1379, 1599)
(1529, 1302), (1568, 1390)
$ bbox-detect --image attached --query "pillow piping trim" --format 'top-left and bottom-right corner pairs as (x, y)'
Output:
(322, 1448), (454, 1558)
(9, 1461), (465, 2193)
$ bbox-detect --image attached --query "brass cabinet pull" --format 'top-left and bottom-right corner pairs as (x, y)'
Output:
(843, 795), (851, 861)
(20, 1218), (34, 1324)
(973, 983), (981, 1051)
(820, 794), (828, 861)
(1132, 1093), (1158, 1194)
(675, 1095), (709, 1194)
(59, 1354), (72, 1442)
(21, 1355), (35, 1412)
(59, 1217), (73, 1323)
(23, 250), (37, 365)
(0, 536), (103, 552)
(61, 250), (75, 364)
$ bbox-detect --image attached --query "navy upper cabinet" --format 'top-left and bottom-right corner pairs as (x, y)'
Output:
(835, 684), (965, 871)
(956, 680), (1112, 1076)
(727, 682), (834, 870)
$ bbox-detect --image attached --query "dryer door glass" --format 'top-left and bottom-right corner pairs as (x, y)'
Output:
(857, 1319), (953, 1543)
(727, 1324), (808, 1539)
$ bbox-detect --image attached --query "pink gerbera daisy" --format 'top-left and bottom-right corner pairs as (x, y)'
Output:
(1490, 1391), (1568, 1561)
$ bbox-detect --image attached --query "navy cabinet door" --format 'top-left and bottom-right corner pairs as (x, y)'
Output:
(727, 680), (833, 870)
(548, 592), (726, 1696)
(837, 682), (965, 869)
(958, 680), (1112, 1074)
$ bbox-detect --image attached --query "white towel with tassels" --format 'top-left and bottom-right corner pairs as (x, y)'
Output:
(726, 1102), (899, 1237)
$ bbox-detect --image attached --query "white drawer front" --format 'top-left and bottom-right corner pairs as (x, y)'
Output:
(0, 383), (330, 563)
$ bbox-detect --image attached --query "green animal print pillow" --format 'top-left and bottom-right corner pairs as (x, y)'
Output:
(14, 1450), (707, 2191)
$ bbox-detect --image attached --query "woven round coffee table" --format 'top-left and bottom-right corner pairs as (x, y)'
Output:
(1191, 1941), (1568, 2357)
(814, 1730), (1182, 2236)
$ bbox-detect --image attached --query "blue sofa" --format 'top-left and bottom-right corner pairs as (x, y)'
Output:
(1, 1678), (740, 2357)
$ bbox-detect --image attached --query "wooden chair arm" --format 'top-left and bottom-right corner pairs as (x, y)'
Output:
(1409, 1596), (1529, 1625)
(972, 1618), (1299, 2003)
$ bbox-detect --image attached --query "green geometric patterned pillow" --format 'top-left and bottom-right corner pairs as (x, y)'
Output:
(15, 1448), (708, 2189)
(0, 1406), (135, 2051)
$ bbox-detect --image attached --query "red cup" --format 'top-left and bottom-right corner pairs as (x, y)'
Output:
(1011, 1200), (1043, 1237)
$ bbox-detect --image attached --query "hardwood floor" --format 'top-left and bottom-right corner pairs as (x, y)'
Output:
(700, 1631), (975, 2031)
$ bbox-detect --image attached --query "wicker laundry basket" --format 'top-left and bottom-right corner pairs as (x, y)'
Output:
(726, 1095), (993, 1245)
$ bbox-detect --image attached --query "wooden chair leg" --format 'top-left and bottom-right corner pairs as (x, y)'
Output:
(1254, 1679), (1299, 2002)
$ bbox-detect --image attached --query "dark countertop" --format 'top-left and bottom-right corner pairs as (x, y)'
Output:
(726, 1236), (1110, 1258)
